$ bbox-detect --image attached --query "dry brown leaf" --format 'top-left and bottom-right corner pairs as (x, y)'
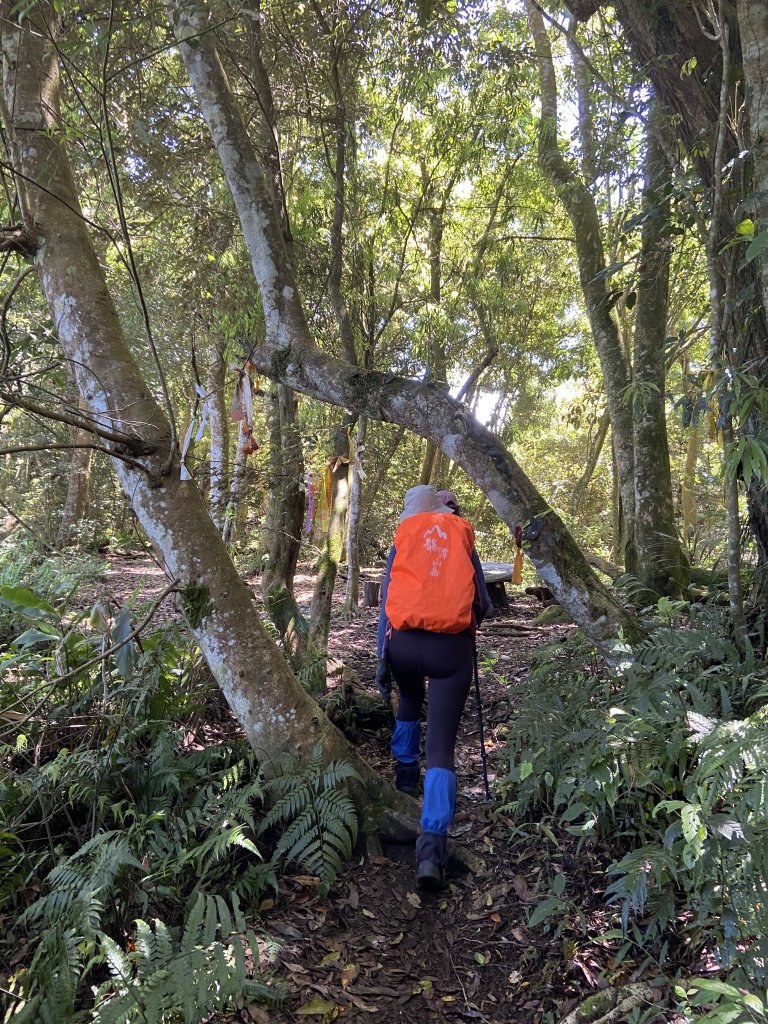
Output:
(340, 962), (359, 987)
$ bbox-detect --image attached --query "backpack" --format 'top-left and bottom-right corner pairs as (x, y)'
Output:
(386, 512), (476, 634)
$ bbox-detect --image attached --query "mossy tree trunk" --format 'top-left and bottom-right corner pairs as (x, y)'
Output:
(631, 99), (689, 596)
(525, 0), (636, 574)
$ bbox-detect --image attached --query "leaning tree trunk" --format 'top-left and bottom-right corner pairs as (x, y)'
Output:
(170, 0), (642, 655)
(0, 3), (415, 825)
(631, 99), (689, 596)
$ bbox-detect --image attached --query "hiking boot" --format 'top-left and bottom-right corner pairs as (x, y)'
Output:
(395, 760), (419, 796)
(415, 831), (447, 891)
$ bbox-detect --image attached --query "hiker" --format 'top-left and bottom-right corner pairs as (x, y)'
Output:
(375, 484), (490, 889)
(437, 488), (462, 518)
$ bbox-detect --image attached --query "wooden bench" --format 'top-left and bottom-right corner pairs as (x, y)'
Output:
(481, 561), (514, 611)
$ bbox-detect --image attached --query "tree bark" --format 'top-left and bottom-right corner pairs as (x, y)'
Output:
(631, 99), (689, 596)
(309, 421), (354, 667)
(577, 0), (768, 610)
(208, 338), (229, 532)
(737, 0), (768, 608)
(345, 417), (366, 611)
(261, 383), (308, 650)
(525, 0), (636, 573)
(170, 0), (642, 656)
(738, 0), (768, 318)
(0, 4), (416, 824)
(221, 423), (247, 544)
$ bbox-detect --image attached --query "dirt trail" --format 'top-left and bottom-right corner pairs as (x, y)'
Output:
(249, 589), (609, 1024)
(88, 557), (612, 1023)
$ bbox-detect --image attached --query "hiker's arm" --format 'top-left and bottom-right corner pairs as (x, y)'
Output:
(471, 548), (491, 625)
(376, 544), (396, 659)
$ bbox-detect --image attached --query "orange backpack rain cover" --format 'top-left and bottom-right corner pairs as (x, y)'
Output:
(386, 512), (476, 634)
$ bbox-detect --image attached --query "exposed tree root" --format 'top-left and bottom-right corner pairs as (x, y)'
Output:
(558, 983), (657, 1024)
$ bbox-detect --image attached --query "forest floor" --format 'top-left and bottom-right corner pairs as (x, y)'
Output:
(94, 555), (670, 1024)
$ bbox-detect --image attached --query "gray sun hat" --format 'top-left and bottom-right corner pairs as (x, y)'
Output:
(399, 484), (453, 522)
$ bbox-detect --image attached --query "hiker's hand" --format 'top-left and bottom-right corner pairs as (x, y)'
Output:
(375, 658), (392, 701)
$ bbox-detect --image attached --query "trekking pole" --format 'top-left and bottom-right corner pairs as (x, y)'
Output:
(473, 644), (492, 801)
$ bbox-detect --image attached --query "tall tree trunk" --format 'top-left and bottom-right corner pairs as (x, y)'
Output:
(0, 5), (408, 817)
(261, 383), (308, 649)
(221, 425), (247, 544)
(737, 0), (768, 610)
(419, 188), (449, 486)
(525, 0), (636, 572)
(681, 422), (700, 544)
(569, 0), (768, 611)
(306, 20), (357, 650)
(208, 338), (229, 532)
(631, 99), (689, 596)
(345, 417), (366, 611)
(569, 408), (610, 517)
(309, 421), (353, 667)
(738, 0), (768, 317)
(56, 390), (93, 547)
(170, 0), (642, 655)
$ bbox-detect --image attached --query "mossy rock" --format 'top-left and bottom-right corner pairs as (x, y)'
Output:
(533, 605), (573, 625)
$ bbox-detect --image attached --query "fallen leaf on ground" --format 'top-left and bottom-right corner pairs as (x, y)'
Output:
(341, 962), (359, 987)
(295, 996), (338, 1015)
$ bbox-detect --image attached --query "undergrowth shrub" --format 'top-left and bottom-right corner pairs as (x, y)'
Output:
(0, 594), (279, 1023)
(259, 744), (361, 897)
(500, 602), (768, 988)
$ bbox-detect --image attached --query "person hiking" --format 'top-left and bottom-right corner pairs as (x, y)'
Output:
(374, 484), (490, 889)
(437, 488), (462, 518)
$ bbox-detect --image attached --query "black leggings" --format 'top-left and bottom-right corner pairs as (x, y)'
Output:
(388, 628), (474, 770)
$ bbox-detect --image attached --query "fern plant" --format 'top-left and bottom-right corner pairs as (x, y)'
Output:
(499, 603), (768, 986)
(1, 616), (279, 1024)
(258, 744), (360, 896)
(90, 893), (280, 1024)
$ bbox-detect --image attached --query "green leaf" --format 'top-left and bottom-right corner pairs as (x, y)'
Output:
(296, 996), (338, 1015)
(0, 585), (57, 619)
(12, 627), (59, 647)
(111, 607), (135, 679)
(551, 872), (566, 897)
(690, 978), (743, 999)
(527, 896), (564, 928)
(745, 228), (768, 263)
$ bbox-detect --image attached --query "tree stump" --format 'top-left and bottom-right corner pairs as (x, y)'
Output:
(363, 581), (381, 608)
